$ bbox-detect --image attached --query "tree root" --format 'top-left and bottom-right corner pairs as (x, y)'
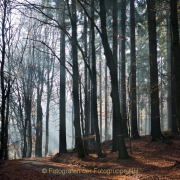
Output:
(146, 134), (173, 145)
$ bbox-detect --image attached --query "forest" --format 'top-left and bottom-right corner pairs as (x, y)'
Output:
(0, 0), (180, 179)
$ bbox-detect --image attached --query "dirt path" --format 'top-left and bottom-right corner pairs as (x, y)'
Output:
(1, 135), (180, 180)
(20, 157), (105, 180)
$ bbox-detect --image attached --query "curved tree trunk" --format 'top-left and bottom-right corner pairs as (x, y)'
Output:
(99, 0), (129, 159)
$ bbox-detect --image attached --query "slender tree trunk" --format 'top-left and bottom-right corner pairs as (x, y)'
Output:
(147, 0), (163, 140)
(167, 10), (172, 131)
(87, 56), (91, 145)
(27, 96), (32, 157)
(71, 0), (85, 158)
(84, 10), (89, 147)
(35, 55), (44, 157)
(121, 0), (128, 138)
(90, 23), (95, 143)
(71, 94), (74, 148)
(0, 0), (7, 160)
(90, 76), (95, 143)
(105, 62), (108, 141)
(79, 78), (88, 155)
(112, 0), (118, 152)
(4, 94), (9, 160)
(23, 113), (27, 158)
(91, 0), (103, 157)
(99, 51), (102, 142)
(35, 93), (43, 157)
(130, 0), (140, 140)
(45, 83), (50, 156)
(171, 59), (178, 133)
(160, 57), (164, 131)
(99, 0), (129, 159)
(170, 17), (178, 134)
(59, 5), (67, 153)
(45, 57), (54, 156)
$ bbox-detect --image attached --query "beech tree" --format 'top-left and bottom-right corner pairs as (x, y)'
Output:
(130, 0), (140, 139)
(170, 0), (180, 132)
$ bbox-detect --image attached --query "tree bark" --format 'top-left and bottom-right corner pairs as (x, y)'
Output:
(71, 0), (85, 158)
(170, 0), (180, 132)
(0, 0), (7, 160)
(59, 5), (67, 153)
(121, 0), (128, 138)
(112, 0), (118, 152)
(130, 0), (140, 140)
(105, 62), (108, 141)
(35, 51), (44, 157)
(99, 0), (129, 159)
(84, 10), (89, 147)
(147, 0), (163, 140)
(167, 10), (172, 131)
(91, 0), (103, 158)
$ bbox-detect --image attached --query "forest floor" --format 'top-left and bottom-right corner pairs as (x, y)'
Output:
(0, 132), (180, 180)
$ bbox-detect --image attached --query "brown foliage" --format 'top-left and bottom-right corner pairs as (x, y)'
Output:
(0, 134), (180, 179)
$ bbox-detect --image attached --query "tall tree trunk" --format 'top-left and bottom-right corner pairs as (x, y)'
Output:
(4, 51), (11, 160)
(130, 0), (140, 140)
(167, 10), (172, 130)
(87, 53), (91, 145)
(160, 57), (164, 131)
(112, 0), (118, 152)
(89, 23), (95, 144)
(79, 78), (88, 155)
(171, 46), (178, 133)
(4, 94), (9, 160)
(147, 0), (163, 140)
(99, 0), (129, 159)
(59, 5), (67, 153)
(23, 101), (28, 158)
(99, 50), (102, 142)
(170, 0), (180, 132)
(71, 94), (75, 148)
(71, 0), (85, 158)
(45, 70), (50, 156)
(0, 0), (7, 160)
(27, 96), (32, 157)
(121, 0), (128, 138)
(35, 54), (44, 157)
(170, 12), (178, 134)
(84, 10), (89, 147)
(35, 93), (43, 157)
(105, 62), (108, 141)
(45, 56), (54, 156)
(91, 0), (103, 158)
